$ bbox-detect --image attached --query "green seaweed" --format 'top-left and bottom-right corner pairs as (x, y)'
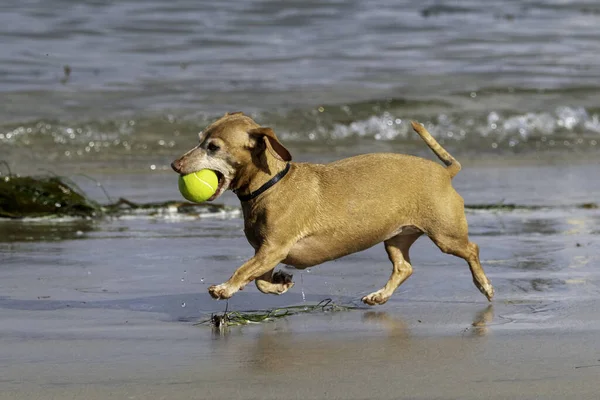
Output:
(465, 203), (541, 211)
(0, 175), (101, 219)
(102, 197), (232, 217)
(465, 203), (597, 211)
(196, 298), (357, 328)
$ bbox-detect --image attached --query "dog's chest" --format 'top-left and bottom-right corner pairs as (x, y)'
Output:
(244, 229), (261, 250)
(243, 221), (261, 250)
(242, 208), (266, 250)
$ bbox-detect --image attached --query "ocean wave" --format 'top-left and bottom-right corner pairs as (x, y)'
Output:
(302, 106), (600, 148)
(1, 104), (599, 158)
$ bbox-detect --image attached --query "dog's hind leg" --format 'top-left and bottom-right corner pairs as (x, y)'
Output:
(362, 233), (422, 306)
(429, 232), (494, 301)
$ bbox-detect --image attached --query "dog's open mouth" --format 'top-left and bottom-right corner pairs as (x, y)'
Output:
(208, 170), (228, 201)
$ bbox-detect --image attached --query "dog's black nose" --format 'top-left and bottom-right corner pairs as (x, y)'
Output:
(171, 161), (181, 173)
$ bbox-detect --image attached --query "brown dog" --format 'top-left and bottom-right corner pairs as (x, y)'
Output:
(171, 112), (494, 305)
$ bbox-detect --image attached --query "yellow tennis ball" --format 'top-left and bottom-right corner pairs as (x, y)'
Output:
(178, 169), (218, 203)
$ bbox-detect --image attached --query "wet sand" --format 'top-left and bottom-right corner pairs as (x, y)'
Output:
(1, 161), (600, 399)
(2, 301), (600, 400)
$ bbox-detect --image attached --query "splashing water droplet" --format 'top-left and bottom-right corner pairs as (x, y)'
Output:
(181, 278), (185, 282)
(181, 302), (186, 308)
(200, 278), (205, 283)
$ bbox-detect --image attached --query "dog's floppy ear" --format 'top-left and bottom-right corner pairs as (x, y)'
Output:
(248, 127), (292, 162)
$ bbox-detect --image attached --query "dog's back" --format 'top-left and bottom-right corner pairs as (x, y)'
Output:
(297, 153), (458, 227)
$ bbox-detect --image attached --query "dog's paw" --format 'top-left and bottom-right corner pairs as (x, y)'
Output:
(272, 270), (294, 294)
(474, 278), (494, 301)
(255, 271), (294, 295)
(362, 291), (390, 306)
(272, 270), (294, 285)
(208, 284), (236, 300)
(271, 270), (294, 294)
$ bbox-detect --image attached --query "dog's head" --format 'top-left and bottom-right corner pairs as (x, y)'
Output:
(171, 112), (292, 201)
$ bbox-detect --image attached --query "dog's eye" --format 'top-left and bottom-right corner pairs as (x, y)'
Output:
(207, 143), (220, 152)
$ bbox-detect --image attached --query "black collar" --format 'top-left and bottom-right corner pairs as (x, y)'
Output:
(234, 163), (291, 202)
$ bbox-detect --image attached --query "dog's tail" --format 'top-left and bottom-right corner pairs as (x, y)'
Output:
(410, 121), (461, 178)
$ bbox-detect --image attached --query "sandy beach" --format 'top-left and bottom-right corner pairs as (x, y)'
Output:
(1, 307), (600, 400)
(2, 286), (600, 400)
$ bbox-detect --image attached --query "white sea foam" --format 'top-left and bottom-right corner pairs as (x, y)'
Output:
(296, 106), (600, 150)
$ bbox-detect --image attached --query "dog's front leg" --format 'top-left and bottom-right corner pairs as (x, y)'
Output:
(208, 245), (291, 300)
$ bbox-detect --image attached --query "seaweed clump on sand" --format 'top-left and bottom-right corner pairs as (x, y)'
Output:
(0, 165), (235, 220)
(0, 174), (101, 219)
(196, 299), (357, 330)
(102, 197), (233, 218)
